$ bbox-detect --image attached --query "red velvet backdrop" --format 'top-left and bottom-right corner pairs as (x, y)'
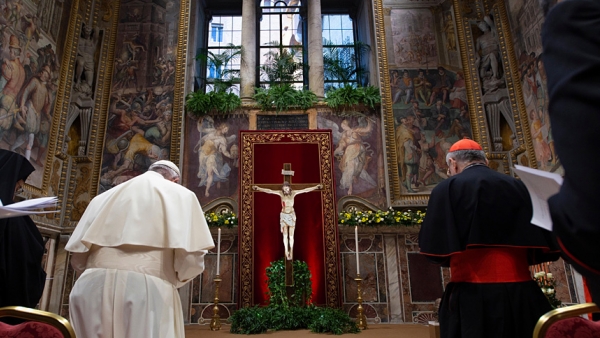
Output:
(238, 130), (341, 308)
(253, 143), (325, 305)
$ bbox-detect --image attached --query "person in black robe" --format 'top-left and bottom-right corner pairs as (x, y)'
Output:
(419, 138), (559, 338)
(0, 149), (47, 318)
(541, 0), (600, 310)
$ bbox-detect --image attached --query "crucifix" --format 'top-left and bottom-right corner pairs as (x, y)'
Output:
(252, 163), (322, 286)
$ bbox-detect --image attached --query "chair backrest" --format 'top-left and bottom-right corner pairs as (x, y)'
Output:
(533, 302), (600, 338)
(0, 306), (76, 338)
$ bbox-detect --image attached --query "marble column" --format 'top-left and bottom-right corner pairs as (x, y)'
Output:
(307, 0), (324, 99)
(240, 0), (257, 103)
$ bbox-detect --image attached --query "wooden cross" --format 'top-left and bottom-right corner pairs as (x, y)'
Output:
(255, 163), (315, 191)
(254, 163), (318, 288)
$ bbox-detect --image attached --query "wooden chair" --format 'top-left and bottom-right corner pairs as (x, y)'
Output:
(0, 306), (76, 338)
(533, 303), (600, 338)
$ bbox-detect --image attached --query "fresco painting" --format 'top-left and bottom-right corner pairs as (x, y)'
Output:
(390, 68), (472, 195)
(317, 113), (385, 208)
(100, 0), (179, 193)
(506, 0), (559, 172)
(387, 5), (470, 197)
(183, 115), (247, 206)
(0, 0), (71, 188)
(390, 9), (438, 69)
(438, 6), (461, 69)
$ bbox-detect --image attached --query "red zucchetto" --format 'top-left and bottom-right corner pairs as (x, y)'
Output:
(449, 138), (482, 152)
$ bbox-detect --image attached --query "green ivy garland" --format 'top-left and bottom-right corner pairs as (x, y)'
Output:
(229, 259), (360, 335)
(266, 259), (312, 307)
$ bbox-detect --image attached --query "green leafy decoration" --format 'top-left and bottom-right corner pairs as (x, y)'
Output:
(185, 91), (241, 117)
(186, 44), (242, 117)
(324, 84), (381, 112)
(260, 43), (304, 85)
(323, 39), (371, 89)
(196, 43), (242, 93)
(266, 259), (312, 307)
(229, 259), (359, 335)
(253, 85), (317, 112)
(339, 208), (425, 227)
(309, 307), (360, 335)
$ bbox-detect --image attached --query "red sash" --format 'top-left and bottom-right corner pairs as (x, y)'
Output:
(450, 248), (531, 283)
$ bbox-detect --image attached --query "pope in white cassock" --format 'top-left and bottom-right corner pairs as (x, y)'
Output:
(66, 160), (214, 338)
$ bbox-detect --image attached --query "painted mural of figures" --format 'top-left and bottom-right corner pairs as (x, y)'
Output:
(0, 35), (25, 142)
(449, 71), (467, 108)
(194, 117), (238, 197)
(444, 13), (457, 51)
(123, 33), (146, 62)
(396, 116), (419, 193)
(391, 70), (414, 104)
(432, 129), (452, 178)
(100, 89), (173, 189)
(331, 117), (377, 196)
(20, 14), (39, 53)
(102, 132), (165, 181)
(11, 65), (52, 163)
(535, 57), (548, 110)
(428, 67), (453, 106)
(7, 0), (22, 28)
(428, 99), (451, 131)
(521, 62), (538, 119)
(530, 109), (552, 170)
(413, 69), (432, 104)
(144, 110), (172, 147)
(390, 9), (439, 68)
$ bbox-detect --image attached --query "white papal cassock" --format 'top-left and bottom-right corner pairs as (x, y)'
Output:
(66, 171), (214, 338)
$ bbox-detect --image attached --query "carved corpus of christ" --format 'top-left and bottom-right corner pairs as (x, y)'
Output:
(252, 181), (322, 261)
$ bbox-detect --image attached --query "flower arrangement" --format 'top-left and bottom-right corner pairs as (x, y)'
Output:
(203, 208), (427, 228)
(338, 207), (425, 227)
(533, 271), (562, 308)
(205, 211), (238, 228)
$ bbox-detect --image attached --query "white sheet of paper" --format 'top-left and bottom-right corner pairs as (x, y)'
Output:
(0, 196), (58, 219)
(512, 165), (563, 231)
(8, 197), (58, 210)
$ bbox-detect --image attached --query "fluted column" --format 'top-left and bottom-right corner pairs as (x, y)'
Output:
(241, 0), (257, 102)
(307, 0), (324, 98)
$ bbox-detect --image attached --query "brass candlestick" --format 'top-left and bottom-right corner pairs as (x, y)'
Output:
(210, 276), (222, 331)
(355, 275), (367, 330)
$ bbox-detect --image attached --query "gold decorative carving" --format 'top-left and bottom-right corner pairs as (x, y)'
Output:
(373, 0), (401, 205)
(170, 0), (191, 166)
(238, 131), (339, 308)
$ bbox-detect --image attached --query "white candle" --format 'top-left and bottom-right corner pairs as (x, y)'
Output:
(216, 228), (221, 275)
(354, 226), (360, 275)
